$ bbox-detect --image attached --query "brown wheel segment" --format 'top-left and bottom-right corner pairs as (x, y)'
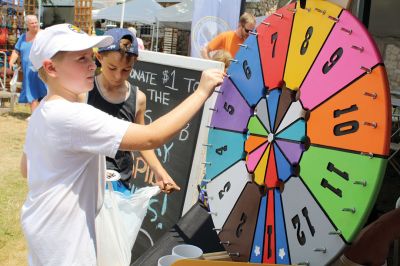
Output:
(219, 183), (263, 262)
(274, 86), (298, 134)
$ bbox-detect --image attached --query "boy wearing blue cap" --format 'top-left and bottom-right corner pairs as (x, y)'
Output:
(88, 28), (178, 193)
(20, 24), (224, 265)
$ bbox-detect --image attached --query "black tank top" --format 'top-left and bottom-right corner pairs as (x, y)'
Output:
(88, 77), (137, 186)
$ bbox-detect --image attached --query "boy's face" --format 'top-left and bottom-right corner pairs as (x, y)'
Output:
(53, 49), (97, 94)
(97, 52), (137, 87)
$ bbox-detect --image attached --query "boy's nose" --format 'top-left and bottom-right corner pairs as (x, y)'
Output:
(88, 60), (96, 71)
(114, 71), (123, 81)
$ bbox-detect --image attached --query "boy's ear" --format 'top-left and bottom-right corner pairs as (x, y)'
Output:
(42, 59), (57, 78)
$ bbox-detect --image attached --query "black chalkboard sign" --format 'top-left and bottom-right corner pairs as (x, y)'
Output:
(127, 51), (223, 262)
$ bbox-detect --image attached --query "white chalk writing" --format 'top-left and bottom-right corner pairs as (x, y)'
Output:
(130, 69), (157, 85)
(163, 70), (178, 91)
(184, 78), (200, 93)
(147, 89), (170, 106)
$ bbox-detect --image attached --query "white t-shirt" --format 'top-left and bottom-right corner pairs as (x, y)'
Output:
(21, 99), (130, 266)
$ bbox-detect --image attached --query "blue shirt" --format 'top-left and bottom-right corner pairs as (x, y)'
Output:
(15, 33), (47, 103)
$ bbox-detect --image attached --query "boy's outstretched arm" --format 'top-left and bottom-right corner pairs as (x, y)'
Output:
(135, 90), (180, 193)
(120, 69), (224, 151)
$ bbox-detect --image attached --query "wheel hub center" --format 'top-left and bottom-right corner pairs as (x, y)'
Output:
(268, 133), (275, 143)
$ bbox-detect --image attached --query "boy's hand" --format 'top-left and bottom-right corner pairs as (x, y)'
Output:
(197, 69), (226, 97)
(154, 169), (181, 194)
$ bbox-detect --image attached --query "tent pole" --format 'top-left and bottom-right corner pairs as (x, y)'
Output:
(38, 0), (42, 25)
(120, 0), (126, 28)
(151, 23), (155, 51)
(155, 19), (159, 52)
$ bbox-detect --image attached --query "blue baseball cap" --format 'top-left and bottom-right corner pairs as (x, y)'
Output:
(98, 28), (139, 56)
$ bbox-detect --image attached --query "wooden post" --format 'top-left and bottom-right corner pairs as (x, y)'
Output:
(74, 0), (93, 35)
(24, 0), (37, 15)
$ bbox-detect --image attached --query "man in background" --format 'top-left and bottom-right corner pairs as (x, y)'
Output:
(201, 12), (256, 59)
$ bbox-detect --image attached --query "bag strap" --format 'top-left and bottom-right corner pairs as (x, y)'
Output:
(106, 181), (114, 193)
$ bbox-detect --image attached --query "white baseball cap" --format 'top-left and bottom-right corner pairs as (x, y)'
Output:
(29, 23), (113, 71)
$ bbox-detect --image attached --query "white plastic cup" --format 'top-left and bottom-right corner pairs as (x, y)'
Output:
(157, 254), (184, 266)
(172, 244), (203, 259)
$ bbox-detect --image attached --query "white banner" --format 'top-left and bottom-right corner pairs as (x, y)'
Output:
(190, 0), (243, 58)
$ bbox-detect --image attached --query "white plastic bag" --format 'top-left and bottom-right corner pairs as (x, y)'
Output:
(96, 182), (160, 266)
(10, 66), (20, 93)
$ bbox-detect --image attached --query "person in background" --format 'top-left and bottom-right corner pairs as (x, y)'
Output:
(94, 20), (105, 36)
(201, 12), (256, 60)
(128, 27), (145, 50)
(88, 28), (177, 192)
(9, 15), (47, 115)
(211, 49), (233, 72)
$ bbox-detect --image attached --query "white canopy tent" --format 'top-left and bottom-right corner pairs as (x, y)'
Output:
(155, 0), (270, 31)
(92, 0), (276, 51)
(92, 0), (164, 50)
(92, 0), (163, 24)
(156, 0), (193, 30)
(93, 0), (123, 10)
(93, 0), (193, 29)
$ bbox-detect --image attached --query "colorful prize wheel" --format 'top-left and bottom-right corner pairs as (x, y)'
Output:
(201, 0), (391, 265)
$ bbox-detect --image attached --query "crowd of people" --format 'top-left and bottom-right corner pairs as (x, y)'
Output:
(9, 10), (399, 266)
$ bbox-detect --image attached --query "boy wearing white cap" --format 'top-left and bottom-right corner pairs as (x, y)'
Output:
(20, 24), (224, 265)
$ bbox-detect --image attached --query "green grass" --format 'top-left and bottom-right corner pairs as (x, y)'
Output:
(0, 104), (30, 266)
